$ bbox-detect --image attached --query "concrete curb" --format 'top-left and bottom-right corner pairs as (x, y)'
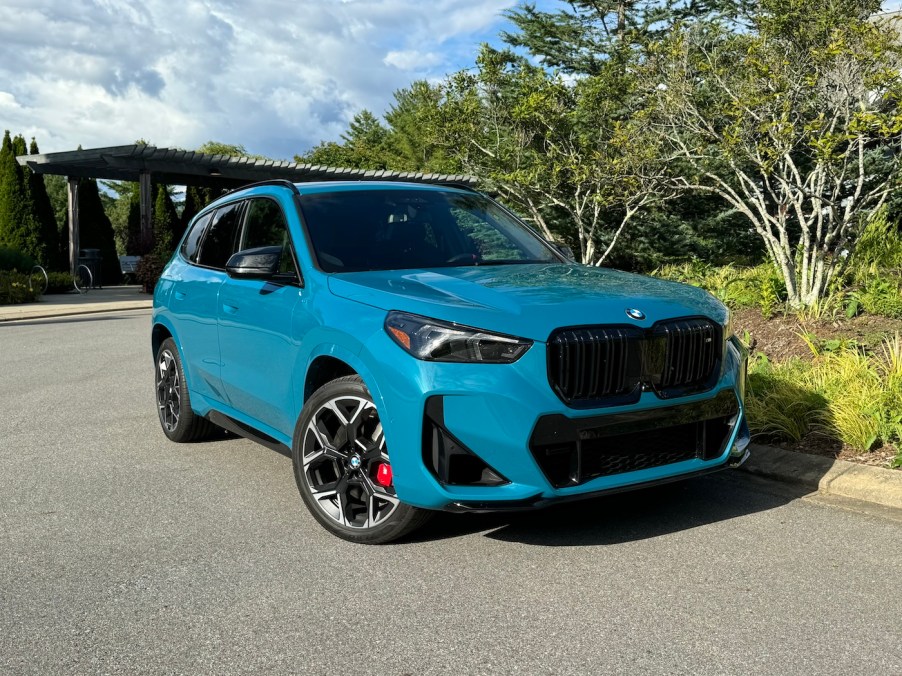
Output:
(0, 301), (152, 322)
(743, 443), (902, 510)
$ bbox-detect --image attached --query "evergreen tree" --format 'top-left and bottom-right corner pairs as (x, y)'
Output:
(27, 138), (62, 269)
(181, 186), (214, 232)
(0, 132), (41, 264)
(152, 184), (180, 255)
(77, 178), (122, 285)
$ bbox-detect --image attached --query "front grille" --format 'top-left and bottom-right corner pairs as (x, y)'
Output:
(654, 318), (720, 391)
(529, 390), (739, 487)
(547, 327), (643, 403)
(547, 317), (722, 407)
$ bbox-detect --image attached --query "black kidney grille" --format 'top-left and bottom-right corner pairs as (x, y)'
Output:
(548, 327), (642, 402)
(655, 318), (720, 390)
(548, 318), (721, 406)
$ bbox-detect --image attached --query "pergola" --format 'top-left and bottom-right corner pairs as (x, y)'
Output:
(17, 144), (478, 275)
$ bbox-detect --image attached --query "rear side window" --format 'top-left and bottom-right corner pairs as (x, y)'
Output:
(180, 212), (212, 263)
(198, 201), (244, 269)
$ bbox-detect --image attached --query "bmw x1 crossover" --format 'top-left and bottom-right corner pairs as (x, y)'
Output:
(152, 179), (750, 543)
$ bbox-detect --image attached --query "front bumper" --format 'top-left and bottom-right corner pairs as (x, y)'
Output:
(364, 331), (750, 511)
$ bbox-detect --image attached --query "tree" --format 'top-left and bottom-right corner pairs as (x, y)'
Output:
(297, 110), (392, 169)
(77, 178), (122, 285)
(25, 139), (60, 268)
(152, 184), (180, 254)
(649, 0), (902, 306)
(431, 46), (673, 264)
(383, 81), (460, 173)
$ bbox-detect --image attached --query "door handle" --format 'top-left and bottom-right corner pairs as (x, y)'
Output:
(174, 290), (186, 300)
(222, 303), (239, 315)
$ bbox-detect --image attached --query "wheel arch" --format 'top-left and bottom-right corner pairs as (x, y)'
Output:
(297, 345), (391, 427)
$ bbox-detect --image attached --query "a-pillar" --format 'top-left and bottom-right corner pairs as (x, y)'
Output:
(67, 177), (79, 276)
(139, 171), (152, 247)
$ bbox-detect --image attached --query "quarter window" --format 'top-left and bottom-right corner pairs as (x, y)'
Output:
(180, 212), (212, 263)
(198, 201), (244, 269)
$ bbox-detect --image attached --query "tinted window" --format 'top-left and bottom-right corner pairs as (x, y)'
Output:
(198, 201), (243, 269)
(240, 198), (297, 275)
(180, 212), (212, 263)
(298, 190), (559, 273)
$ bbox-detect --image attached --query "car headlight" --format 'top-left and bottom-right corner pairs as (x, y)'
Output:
(385, 311), (532, 363)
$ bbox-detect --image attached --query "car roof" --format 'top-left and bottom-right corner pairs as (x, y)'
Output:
(292, 181), (475, 196)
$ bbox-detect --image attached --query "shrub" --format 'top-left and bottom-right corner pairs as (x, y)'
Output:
(44, 271), (75, 294)
(135, 252), (166, 294)
(654, 262), (786, 317)
(746, 335), (902, 454)
(0, 247), (36, 273)
(0, 270), (39, 304)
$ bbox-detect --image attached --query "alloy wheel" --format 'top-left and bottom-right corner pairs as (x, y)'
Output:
(301, 396), (399, 529)
(156, 349), (180, 432)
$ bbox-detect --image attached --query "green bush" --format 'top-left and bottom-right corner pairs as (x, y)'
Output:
(0, 270), (39, 304)
(44, 271), (75, 294)
(135, 252), (166, 294)
(0, 247), (36, 273)
(653, 262), (786, 317)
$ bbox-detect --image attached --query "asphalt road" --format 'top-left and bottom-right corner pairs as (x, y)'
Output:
(1, 311), (900, 675)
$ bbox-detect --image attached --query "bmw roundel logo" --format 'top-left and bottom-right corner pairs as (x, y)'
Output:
(625, 308), (645, 321)
(349, 455), (362, 470)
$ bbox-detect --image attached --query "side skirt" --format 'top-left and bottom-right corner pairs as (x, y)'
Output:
(206, 410), (291, 455)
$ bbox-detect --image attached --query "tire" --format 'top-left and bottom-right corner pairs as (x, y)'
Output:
(292, 375), (432, 544)
(154, 338), (216, 443)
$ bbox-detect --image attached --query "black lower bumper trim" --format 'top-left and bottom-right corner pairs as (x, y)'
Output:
(444, 461), (733, 513)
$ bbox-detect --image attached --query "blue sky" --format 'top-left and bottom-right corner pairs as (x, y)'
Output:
(1, 1), (899, 160)
(0, 0), (559, 159)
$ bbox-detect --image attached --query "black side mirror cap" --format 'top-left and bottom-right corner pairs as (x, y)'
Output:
(225, 246), (282, 279)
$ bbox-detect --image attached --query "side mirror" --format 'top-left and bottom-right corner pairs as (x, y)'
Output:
(225, 246), (282, 279)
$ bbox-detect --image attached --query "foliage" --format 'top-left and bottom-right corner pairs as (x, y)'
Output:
(44, 271), (75, 294)
(654, 262), (785, 316)
(647, 0), (902, 308)
(0, 246), (35, 272)
(746, 335), (902, 453)
(0, 270), (39, 304)
(135, 251), (167, 294)
(77, 178), (122, 285)
(26, 138), (61, 269)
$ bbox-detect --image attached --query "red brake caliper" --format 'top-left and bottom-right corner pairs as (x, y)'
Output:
(374, 462), (393, 487)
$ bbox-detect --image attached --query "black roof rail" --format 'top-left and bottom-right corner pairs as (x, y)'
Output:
(439, 181), (482, 193)
(224, 178), (300, 197)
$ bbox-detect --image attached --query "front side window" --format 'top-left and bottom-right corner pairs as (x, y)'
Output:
(298, 189), (561, 273)
(198, 201), (243, 269)
(240, 198), (296, 275)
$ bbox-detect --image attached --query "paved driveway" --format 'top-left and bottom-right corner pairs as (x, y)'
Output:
(1, 311), (899, 675)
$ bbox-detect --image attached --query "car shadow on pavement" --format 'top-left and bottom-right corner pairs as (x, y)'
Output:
(407, 471), (813, 547)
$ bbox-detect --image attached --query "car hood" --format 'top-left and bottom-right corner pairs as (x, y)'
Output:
(327, 264), (727, 341)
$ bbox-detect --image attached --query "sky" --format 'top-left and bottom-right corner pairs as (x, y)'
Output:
(2, 1), (900, 161)
(0, 0), (552, 160)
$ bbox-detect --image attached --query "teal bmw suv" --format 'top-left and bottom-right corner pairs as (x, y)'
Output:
(152, 179), (750, 543)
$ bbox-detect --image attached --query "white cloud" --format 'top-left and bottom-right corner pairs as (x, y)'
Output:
(384, 50), (443, 70)
(0, 0), (519, 159)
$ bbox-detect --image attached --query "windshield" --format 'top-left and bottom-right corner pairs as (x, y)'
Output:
(297, 189), (561, 272)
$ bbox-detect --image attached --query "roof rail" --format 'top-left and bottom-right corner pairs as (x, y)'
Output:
(439, 181), (482, 193)
(224, 178), (300, 196)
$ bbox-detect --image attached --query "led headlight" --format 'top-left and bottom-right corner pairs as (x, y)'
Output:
(385, 311), (532, 363)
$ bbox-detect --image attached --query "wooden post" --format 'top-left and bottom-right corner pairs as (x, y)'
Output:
(139, 171), (152, 248)
(67, 177), (79, 276)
